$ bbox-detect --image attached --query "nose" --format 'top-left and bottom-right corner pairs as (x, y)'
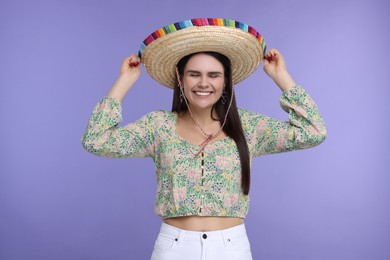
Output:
(198, 76), (209, 88)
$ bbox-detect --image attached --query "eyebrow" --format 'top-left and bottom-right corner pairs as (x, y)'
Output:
(185, 70), (223, 75)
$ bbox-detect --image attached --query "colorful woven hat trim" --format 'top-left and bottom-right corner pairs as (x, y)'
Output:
(138, 18), (266, 58)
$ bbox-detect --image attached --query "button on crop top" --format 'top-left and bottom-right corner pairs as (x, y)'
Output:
(81, 85), (326, 219)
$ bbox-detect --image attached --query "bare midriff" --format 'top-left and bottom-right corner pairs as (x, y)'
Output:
(163, 216), (244, 232)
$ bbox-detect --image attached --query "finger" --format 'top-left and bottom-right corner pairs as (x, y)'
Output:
(272, 49), (278, 57)
(265, 53), (275, 62)
(267, 49), (278, 59)
(272, 52), (277, 60)
(267, 48), (274, 55)
(265, 51), (273, 61)
(126, 54), (141, 67)
(129, 61), (140, 67)
(129, 57), (141, 64)
(126, 54), (139, 62)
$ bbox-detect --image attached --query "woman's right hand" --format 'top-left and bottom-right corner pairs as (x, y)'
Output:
(119, 54), (141, 81)
(107, 54), (141, 101)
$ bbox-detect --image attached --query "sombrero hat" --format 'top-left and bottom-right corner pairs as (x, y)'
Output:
(138, 18), (266, 89)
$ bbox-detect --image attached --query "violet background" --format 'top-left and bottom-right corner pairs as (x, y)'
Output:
(1, 0), (389, 259)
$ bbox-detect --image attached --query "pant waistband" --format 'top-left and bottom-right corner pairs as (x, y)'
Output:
(159, 222), (248, 242)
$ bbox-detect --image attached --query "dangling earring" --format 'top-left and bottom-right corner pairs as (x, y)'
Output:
(220, 88), (227, 105)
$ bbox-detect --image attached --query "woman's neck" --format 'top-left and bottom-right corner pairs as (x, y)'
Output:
(185, 107), (217, 124)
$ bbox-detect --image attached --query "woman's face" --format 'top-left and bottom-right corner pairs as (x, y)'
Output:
(182, 53), (225, 112)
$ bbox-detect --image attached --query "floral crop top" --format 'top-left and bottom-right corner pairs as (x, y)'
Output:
(81, 85), (326, 219)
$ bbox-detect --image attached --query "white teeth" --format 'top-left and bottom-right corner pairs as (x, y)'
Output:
(195, 91), (211, 96)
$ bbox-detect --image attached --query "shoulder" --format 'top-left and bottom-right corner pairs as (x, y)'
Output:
(138, 110), (176, 129)
(145, 109), (172, 116)
(238, 107), (262, 121)
(142, 110), (175, 120)
(237, 107), (269, 133)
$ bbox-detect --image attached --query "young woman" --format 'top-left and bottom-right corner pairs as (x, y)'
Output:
(82, 18), (326, 260)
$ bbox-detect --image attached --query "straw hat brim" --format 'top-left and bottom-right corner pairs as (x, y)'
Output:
(140, 22), (266, 89)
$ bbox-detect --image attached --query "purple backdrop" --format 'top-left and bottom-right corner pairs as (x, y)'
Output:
(1, 0), (389, 259)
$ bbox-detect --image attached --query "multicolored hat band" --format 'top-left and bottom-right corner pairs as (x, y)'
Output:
(139, 18), (266, 89)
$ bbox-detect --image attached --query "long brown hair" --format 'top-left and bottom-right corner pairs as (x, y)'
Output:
(172, 52), (251, 195)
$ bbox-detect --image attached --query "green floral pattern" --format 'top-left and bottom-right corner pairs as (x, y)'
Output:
(81, 85), (326, 219)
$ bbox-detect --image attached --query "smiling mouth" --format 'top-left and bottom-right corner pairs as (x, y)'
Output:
(194, 91), (212, 96)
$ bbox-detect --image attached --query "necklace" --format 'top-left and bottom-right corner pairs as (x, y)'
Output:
(175, 67), (234, 157)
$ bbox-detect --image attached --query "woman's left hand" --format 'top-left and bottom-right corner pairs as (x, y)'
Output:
(263, 48), (296, 92)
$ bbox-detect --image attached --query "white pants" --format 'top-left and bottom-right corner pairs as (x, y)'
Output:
(150, 223), (253, 260)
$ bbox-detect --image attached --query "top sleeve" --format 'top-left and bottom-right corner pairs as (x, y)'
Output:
(81, 96), (157, 158)
(243, 85), (327, 157)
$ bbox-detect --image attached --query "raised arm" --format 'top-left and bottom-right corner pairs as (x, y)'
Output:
(81, 54), (156, 158)
(263, 48), (296, 92)
(107, 54), (141, 101)
(245, 86), (327, 157)
(245, 48), (327, 157)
